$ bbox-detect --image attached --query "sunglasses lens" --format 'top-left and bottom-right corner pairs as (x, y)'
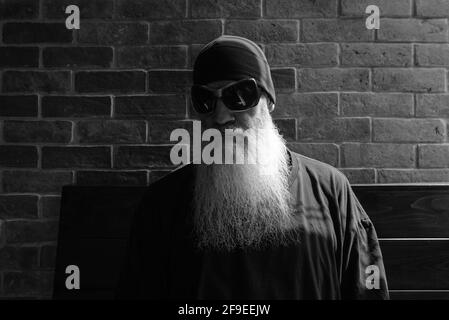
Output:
(222, 79), (260, 111)
(191, 86), (215, 114)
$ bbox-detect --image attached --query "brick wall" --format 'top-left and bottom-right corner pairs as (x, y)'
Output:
(1, 0), (449, 298)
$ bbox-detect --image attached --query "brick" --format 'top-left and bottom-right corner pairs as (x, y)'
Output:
(76, 170), (147, 186)
(298, 117), (370, 142)
(341, 143), (415, 168)
(117, 46), (187, 68)
(287, 143), (338, 166)
(266, 0), (337, 18)
(3, 271), (53, 296)
(341, 93), (413, 117)
(43, 0), (113, 19)
(302, 19), (373, 42)
(339, 169), (375, 184)
(273, 93), (338, 118)
(0, 247), (38, 270)
(373, 68), (446, 93)
(149, 170), (171, 183)
(42, 96), (111, 118)
(271, 68), (295, 92)
(273, 118), (296, 141)
(148, 120), (192, 143)
(341, 0), (412, 16)
(76, 120), (146, 144)
(417, 94), (449, 117)
(378, 169), (449, 183)
(416, 0), (449, 17)
(265, 43), (337, 67)
(0, 146), (38, 168)
(78, 23), (148, 45)
(2, 171), (72, 193)
(43, 47), (113, 68)
(0, 195), (38, 219)
(226, 20), (298, 43)
(40, 245), (56, 269)
(42, 146), (111, 169)
(0, 0), (38, 19)
(40, 196), (60, 218)
(419, 144), (449, 168)
(3, 120), (72, 143)
(0, 95), (37, 117)
(0, 47), (38, 68)
(192, 0), (260, 18)
(3, 23), (72, 44)
(6, 220), (58, 243)
(341, 43), (412, 67)
(117, 0), (185, 19)
(115, 95), (186, 119)
(148, 70), (192, 93)
(75, 71), (146, 94)
(373, 118), (445, 142)
(416, 44), (449, 67)
(150, 20), (221, 44)
(378, 19), (448, 42)
(2, 71), (70, 93)
(298, 68), (369, 92)
(115, 146), (174, 168)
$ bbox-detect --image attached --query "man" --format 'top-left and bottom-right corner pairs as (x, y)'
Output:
(116, 35), (389, 299)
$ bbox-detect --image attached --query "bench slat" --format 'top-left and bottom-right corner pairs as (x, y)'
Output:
(353, 185), (449, 238)
(380, 240), (449, 290)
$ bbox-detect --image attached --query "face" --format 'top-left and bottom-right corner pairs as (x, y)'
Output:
(197, 80), (271, 131)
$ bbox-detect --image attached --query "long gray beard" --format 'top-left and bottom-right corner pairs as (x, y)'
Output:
(193, 114), (300, 252)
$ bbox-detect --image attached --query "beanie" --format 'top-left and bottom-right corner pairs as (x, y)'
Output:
(193, 35), (276, 105)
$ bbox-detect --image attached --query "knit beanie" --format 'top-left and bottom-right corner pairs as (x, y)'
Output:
(193, 35), (276, 105)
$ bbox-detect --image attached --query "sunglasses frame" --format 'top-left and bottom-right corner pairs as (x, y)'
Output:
(191, 78), (262, 115)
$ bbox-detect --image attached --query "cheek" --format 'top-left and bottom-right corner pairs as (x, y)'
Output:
(236, 103), (267, 128)
(231, 112), (252, 129)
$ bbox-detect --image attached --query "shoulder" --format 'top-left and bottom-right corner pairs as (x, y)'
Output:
(290, 151), (350, 193)
(291, 151), (349, 183)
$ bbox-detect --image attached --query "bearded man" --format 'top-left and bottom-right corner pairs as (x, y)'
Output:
(116, 35), (389, 300)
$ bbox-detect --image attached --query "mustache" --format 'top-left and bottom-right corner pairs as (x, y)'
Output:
(206, 121), (252, 134)
(216, 124), (239, 135)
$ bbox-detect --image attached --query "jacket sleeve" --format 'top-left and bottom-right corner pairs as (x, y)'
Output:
(114, 189), (170, 299)
(338, 177), (390, 300)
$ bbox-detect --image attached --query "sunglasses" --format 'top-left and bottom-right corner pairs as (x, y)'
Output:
(191, 78), (262, 115)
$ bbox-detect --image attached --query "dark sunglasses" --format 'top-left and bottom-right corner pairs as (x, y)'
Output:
(191, 78), (262, 115)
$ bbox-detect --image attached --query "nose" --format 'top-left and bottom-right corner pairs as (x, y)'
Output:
(213, 98), (235, 126)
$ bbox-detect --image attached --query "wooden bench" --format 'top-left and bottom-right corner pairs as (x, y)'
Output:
(53, 183), (449, 299)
